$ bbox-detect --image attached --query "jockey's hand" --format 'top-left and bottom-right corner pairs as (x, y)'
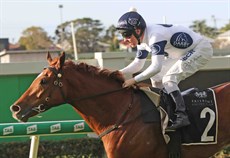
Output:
(122, 78), (136, 88)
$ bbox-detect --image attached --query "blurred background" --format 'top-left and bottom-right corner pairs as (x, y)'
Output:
(0, 0), (229, 57)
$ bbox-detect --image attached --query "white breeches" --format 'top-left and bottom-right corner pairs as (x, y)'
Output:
(150, 39), (213, 93)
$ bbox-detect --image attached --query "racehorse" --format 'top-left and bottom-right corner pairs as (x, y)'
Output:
(10, 52), (230, 158)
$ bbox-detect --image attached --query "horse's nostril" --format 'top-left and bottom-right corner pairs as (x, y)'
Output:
(10, 105), (21, 113)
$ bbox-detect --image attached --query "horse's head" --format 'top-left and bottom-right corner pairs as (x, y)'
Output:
(10, 52), (67, 122)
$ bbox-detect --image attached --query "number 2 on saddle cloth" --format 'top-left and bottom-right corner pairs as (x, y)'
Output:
(159, 87), (217, 145)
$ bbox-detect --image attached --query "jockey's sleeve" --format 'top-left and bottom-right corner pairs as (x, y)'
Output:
(134, 41), (167, 83)
(120, 44), (149, 74)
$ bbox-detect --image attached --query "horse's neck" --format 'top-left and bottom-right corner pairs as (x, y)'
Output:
(66, 71), (131, 135)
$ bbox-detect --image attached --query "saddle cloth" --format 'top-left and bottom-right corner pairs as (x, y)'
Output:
(140, 87), (218, 145)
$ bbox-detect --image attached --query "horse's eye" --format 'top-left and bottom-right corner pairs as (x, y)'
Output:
(40, 78), (47, 85)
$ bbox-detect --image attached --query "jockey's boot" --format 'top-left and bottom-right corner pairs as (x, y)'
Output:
(166, 90), (190, 131)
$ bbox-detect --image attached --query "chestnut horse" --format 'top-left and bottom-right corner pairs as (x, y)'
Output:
(11, 52), (230, 158)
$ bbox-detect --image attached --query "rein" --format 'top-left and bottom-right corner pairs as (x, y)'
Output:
(98, 90), (134, 138)
(46, 67), (126, 103)
(71, 87), (126, 102)
(42, 66), (135, 138)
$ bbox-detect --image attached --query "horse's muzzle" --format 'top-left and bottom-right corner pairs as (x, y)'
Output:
(10, 104), (29, 122)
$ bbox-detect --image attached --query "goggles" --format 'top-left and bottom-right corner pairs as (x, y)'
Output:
(120, 30), (133, 38)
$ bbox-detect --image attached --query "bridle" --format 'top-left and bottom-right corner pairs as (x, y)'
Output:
(46, 66), (127, 103)
(32, 66), (135, 138)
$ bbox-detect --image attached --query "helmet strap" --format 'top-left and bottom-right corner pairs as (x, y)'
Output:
(133, 29), (144, 45)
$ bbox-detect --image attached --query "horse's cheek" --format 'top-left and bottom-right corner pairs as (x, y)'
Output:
(35, 87), (44, 99)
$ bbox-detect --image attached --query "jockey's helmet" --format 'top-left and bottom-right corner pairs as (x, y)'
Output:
(116, 7), (146, 44)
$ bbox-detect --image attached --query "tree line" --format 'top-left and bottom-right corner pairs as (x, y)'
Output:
(18, 17), (230, 56)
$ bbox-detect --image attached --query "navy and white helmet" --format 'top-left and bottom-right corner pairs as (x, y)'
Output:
(116, 8), (146, 32)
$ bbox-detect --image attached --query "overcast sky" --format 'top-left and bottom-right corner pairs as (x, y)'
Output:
(0, 0), (229, 43)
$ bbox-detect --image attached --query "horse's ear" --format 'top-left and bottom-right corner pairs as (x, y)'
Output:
(47, 51), (52, 64)
(57, 52), (65, 70)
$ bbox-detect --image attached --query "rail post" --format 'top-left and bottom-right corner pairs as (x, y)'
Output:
(29, 135), (40, 158)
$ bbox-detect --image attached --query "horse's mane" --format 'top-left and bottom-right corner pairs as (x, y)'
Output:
(64, 60), (125, 83)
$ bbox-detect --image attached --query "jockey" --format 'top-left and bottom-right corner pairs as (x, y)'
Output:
(116, 7), (213, 130)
